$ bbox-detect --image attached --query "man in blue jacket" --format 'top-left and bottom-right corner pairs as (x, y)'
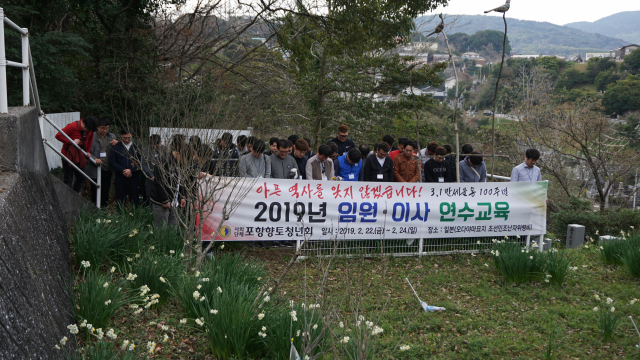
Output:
(459, 152), (486, 183)
(334, 148), (363, 181)
(110, 127), (153, 209)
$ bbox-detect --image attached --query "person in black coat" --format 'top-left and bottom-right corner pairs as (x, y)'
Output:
(328, 124), (356, 156)
(150, 139), (190, 227)
(363, 142), (394, 182)
(424, 146), (453, 183)
(211, 132), (240, 176)
(109, 127), (153, 209)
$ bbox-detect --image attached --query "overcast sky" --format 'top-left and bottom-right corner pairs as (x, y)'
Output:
(434, 0), (638, 25)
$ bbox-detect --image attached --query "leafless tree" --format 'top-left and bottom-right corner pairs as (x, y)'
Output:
(501, 66), (637, 211)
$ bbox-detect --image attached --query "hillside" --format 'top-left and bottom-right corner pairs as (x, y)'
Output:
(416, 15), (627, 57)
(565, 11), (640, 45)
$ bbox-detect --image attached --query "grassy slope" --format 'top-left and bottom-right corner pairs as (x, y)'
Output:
(267, 247), (640, 359)
(84, 243), (640, 359)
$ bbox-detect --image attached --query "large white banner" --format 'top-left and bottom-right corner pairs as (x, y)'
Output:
(200, 179), (548, 241)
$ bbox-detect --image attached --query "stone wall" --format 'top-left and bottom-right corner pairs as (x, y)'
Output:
(0, 107), (75, 359)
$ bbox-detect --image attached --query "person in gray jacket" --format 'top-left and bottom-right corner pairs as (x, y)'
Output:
(270, 139), (298, 179)
(268, 138), (297, 248)
(239, 139), (271, 178)
(459, 152), (486, 183)
(83, 117), (118, 207)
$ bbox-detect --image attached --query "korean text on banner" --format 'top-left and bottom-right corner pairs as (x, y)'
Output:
(199, 179), (547, 241)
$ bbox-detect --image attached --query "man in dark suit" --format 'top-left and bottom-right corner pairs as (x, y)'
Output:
(110, 127), (153, 209)
(363, 142), (394, 182)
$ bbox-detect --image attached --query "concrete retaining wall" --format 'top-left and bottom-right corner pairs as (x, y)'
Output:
(0, 107), (75, 359)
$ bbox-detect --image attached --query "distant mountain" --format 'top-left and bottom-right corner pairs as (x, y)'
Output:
(564, 11), (640, 45)
(415, 15), (627, 57)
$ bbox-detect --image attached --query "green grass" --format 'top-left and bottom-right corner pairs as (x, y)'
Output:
(66, 206), (640, 359)
(271, 247), (640, 359)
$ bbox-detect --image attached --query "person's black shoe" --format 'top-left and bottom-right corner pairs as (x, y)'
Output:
(257, 241), (269, 249)
(281, 241), (295, 248)
(272, 241), (281, 247)
(247, 241), (255, 248)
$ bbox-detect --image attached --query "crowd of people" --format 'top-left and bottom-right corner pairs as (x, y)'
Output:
(56, 118), (542, 244)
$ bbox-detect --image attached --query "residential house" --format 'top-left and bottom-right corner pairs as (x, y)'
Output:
(615, 44), (640, 60)
(461, 52), (481, 59)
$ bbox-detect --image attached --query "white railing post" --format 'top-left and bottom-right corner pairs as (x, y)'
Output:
(0, 8), (8, 114)
(538, 234), (544, 253)
(21, 27), (28, 106)
(96, 166), (102, 209)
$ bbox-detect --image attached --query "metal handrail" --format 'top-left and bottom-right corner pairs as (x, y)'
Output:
(3, 16), (27, 35)
(43, 139), (99, 188)
(43, 124), (103, 208)
(0, 8), (102, 208)
(487, 173), (511, 181)
(0, 7), (30, 113)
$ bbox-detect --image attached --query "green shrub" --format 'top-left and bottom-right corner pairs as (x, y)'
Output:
(544, 249), (575, 286)
(149, 225), (184, 255)
(491, 241), (545, 284)
(174, 253), (267, 358)
(618, 236), (640, 278)
(60, 337), (150, 359)
(597, 307), (620, 342)
(548, 208), (640, 240)
(128, 250), (183, 307)
(598, 238), (628, 266)
(72, 267), (141, 332)
(178, 279), (263, 358)
(109, 210), (152, 262)
(264, 303), (326, 360)
(72, 213), (132, 269)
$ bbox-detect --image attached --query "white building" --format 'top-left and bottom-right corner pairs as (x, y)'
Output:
(510, 55), (540, 59)
(461, 52), (481, 59)
(445, 77), (457, 91)
(585, 51), (613, 60)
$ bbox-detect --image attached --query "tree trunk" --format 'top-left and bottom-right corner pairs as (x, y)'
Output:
(314, 51), (327, 150)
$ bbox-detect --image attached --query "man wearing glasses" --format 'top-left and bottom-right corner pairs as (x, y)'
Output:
(110, 128), (153, 209)
(269, 139), (298, 179)
(328, 124), (356, 156)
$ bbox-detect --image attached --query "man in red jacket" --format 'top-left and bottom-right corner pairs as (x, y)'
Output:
(55, 116), (99, 193)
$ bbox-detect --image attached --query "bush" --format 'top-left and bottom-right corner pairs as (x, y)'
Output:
(544, 249), (575, 286)
(109, 209), (152, 262)
(175, 253), (267, 358)
(72, 267), (141, 332)
(548, 208), (640, 241)
(264, 303), (326, 360)
(61, 337), (150, 359)
(491, 241), (545, 284)
(618, 236), (640, 278)
(598, 238), (628, 266)
(597, 307), (620, 342)
(72, 211), (134, 269)
(149, 225), (184, 255)
(179, 279), (263, 358)
(128, 250), (182, 307)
